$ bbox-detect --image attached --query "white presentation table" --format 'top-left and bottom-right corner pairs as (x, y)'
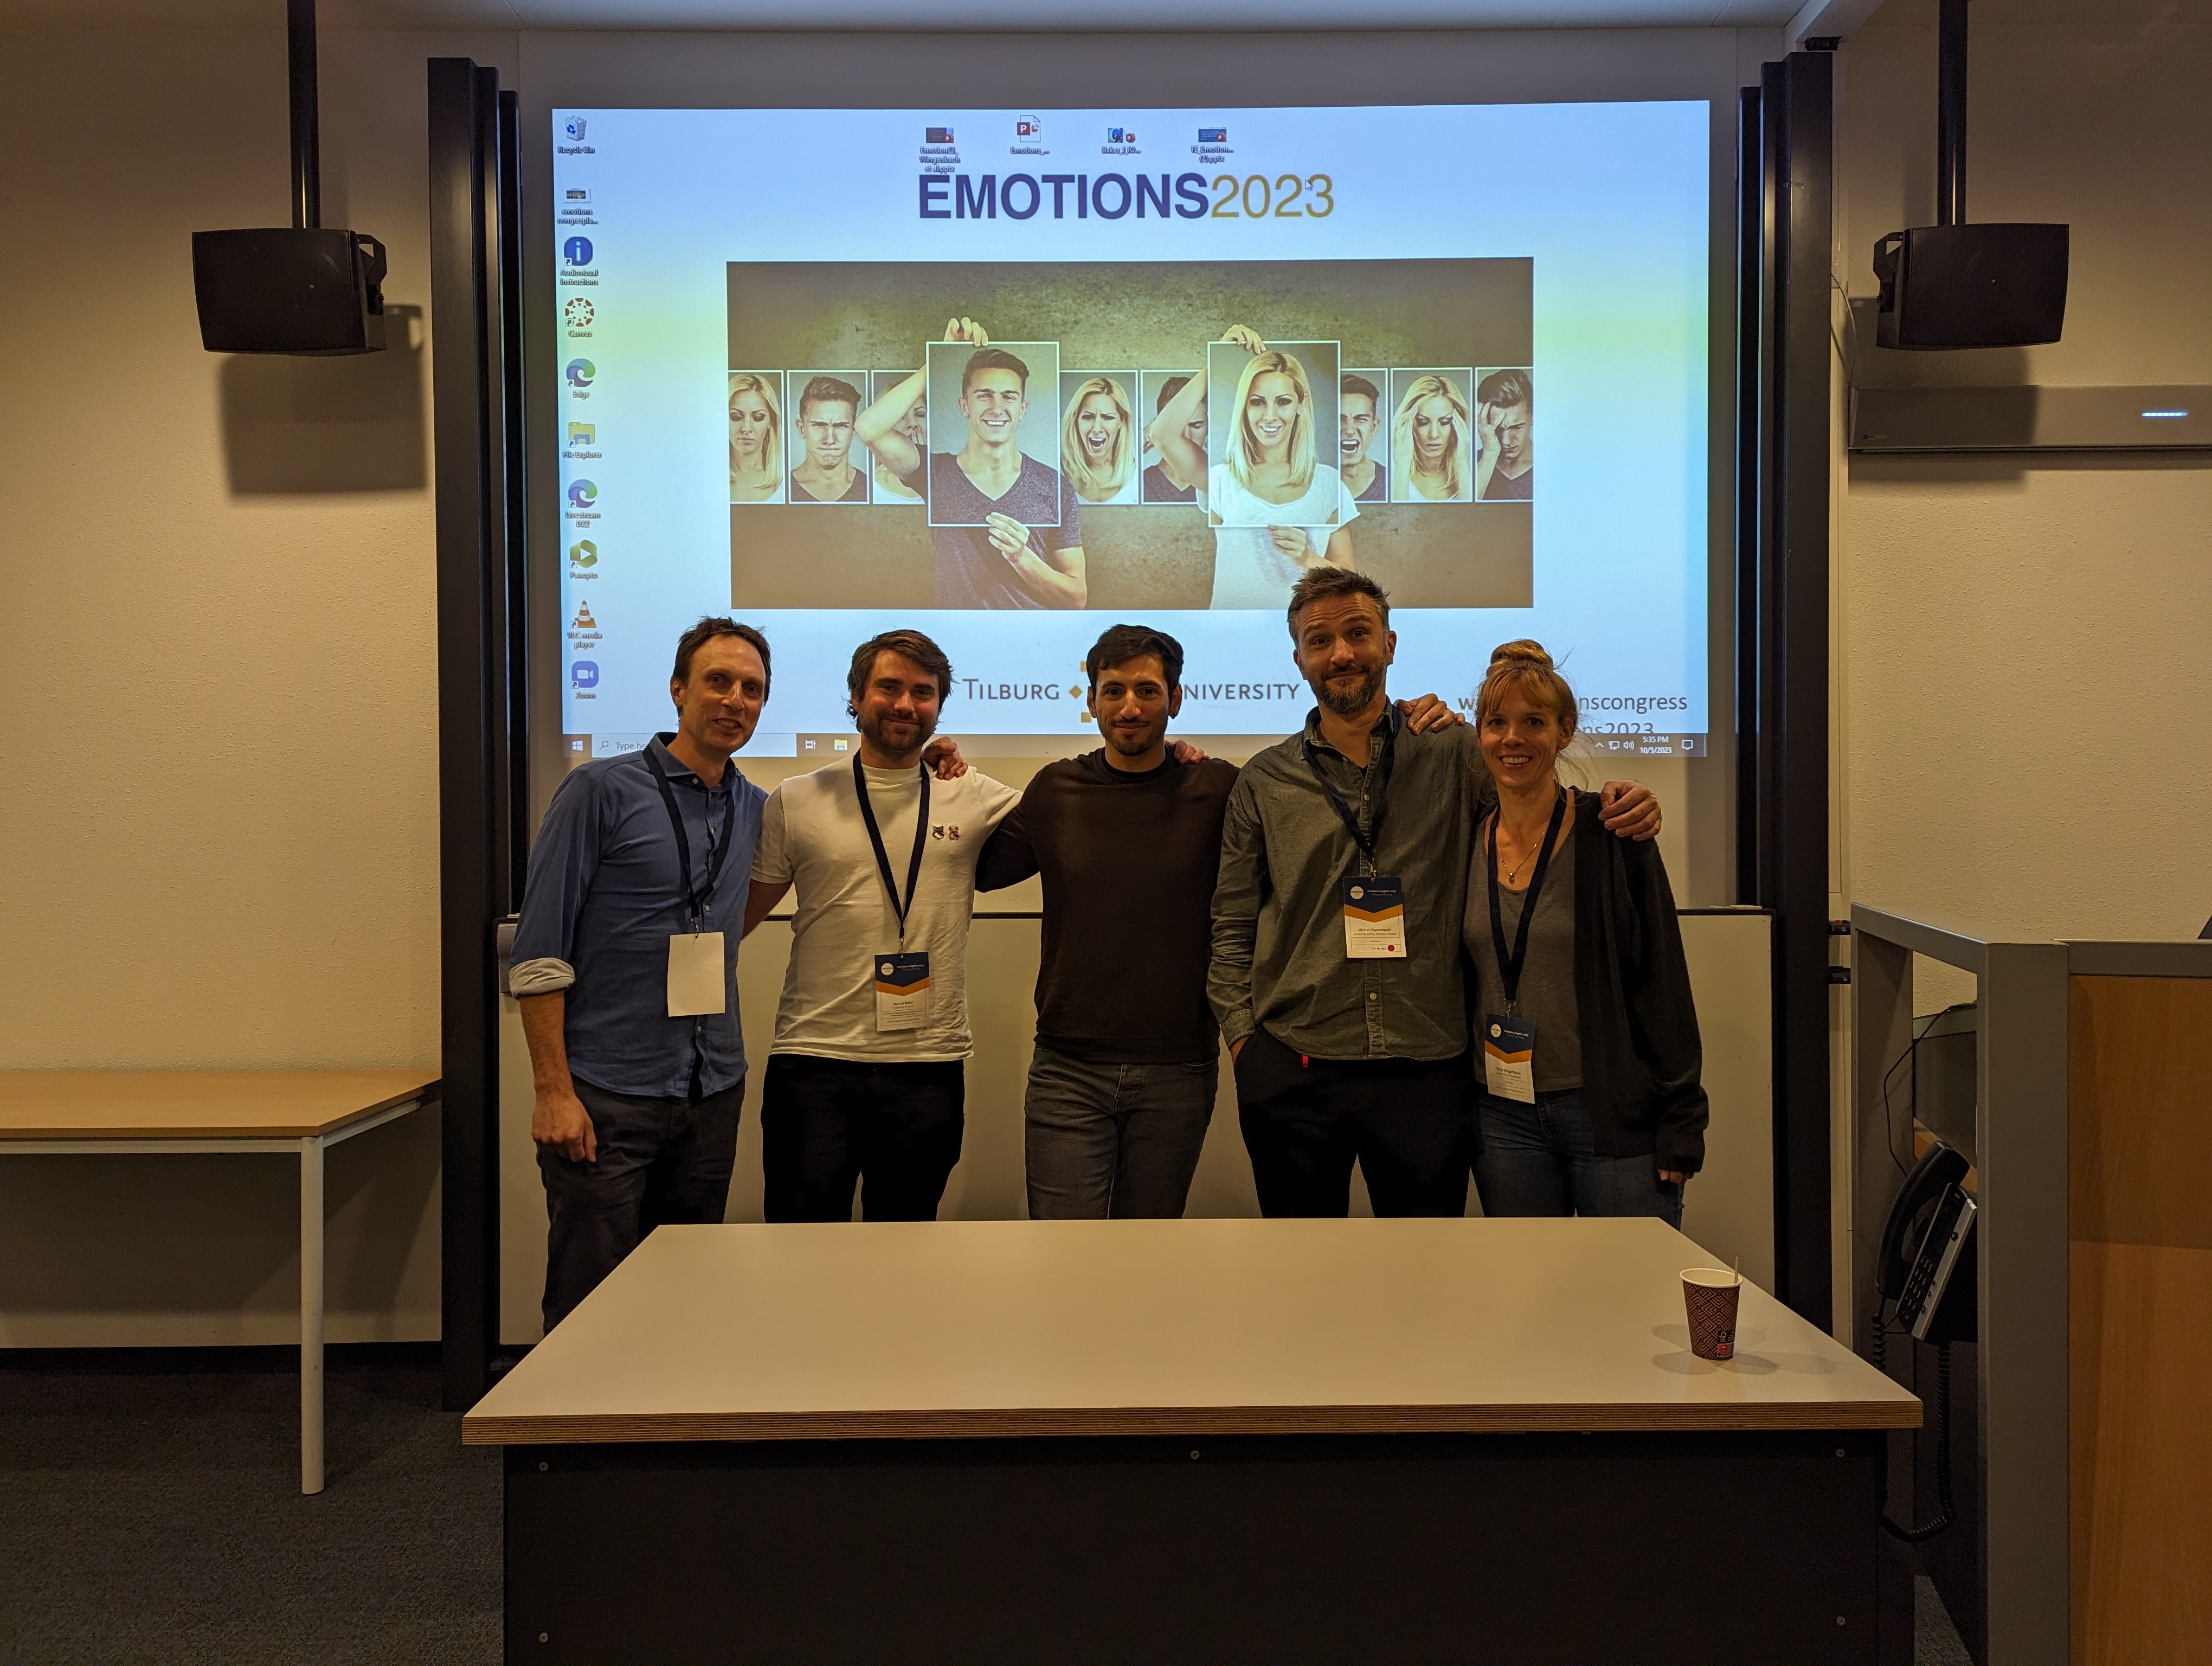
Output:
(470, 1218), (1917, 1664)
(0, 1069), (439, 1494)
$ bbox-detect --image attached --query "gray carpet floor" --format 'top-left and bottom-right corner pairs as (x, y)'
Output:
(0, 1347), (498, 1666)
(1, 1345), (1980, 1663)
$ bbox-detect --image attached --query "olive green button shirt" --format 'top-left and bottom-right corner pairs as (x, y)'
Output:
(1209, 703), (1495, 1062)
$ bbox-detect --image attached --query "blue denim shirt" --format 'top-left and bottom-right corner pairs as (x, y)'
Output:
(510, 736), (766, 1099)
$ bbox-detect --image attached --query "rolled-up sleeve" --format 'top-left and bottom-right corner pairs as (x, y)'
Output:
(510, 769), (605, 990)
(1208, 773), (1266, 1050)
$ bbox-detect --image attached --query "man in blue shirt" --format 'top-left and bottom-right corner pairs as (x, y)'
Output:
(508, 617), (771, 1330)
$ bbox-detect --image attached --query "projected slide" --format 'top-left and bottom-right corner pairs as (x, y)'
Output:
(553, 104), (1709, 755)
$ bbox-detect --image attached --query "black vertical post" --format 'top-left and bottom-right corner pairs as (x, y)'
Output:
(1734, 84), (1764, 908)
(286, 0), (319, 229)
(1936, 0), (1970, 226)
(499, 89), (532, 909)
(1745, 52), (1834, 1327)
(429, 56), (509, 1411)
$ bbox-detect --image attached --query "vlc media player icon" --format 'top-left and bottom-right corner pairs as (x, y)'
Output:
(572, 601), (597, 630)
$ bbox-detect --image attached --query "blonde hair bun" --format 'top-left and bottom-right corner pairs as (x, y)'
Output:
(1487, 638), (1555, 672)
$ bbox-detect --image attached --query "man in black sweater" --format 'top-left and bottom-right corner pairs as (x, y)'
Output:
(976, 624), (1460, 1218)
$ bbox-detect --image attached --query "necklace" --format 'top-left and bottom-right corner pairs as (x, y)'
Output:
(1496, 788), (1565, 883)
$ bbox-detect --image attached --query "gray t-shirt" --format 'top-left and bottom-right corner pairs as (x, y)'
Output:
(1464, 812), (1581, 1091)
(902, 451), (1083, 610)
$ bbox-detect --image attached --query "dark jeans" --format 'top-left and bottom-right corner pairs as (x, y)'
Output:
(1471, 1086), (1684, 1228)
(537, 1075), (743, 1332)
(761, 1054), (966, 1223)
(1233, 1027), (1472, 1218)
(1024, 1042), (1217, 1219)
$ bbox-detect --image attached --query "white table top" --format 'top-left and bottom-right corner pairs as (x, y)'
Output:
(0, 1070), (438, 1140)
(465, 1218), (1918, 1444)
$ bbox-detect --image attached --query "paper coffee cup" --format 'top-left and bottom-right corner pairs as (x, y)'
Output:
(1682, 1267), (1742, 1360)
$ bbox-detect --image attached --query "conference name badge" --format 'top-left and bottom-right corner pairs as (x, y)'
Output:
(1341, 876), (1407, 959)
(874, 951), (931, 1031)
(1482, 1014), (1538, 1104)
(666, 932), (727, 1017)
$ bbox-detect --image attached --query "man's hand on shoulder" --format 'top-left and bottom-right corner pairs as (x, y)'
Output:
(1397, 693), (1465, 733)
(923, 736), (969, 779)
(1169, 739), (1213, 765)
(1597, 780), (1662, 841)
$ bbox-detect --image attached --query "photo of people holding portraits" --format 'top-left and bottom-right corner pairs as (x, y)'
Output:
(726, 257), (1532, 611)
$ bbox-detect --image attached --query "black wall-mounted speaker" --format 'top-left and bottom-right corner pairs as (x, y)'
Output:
(1873, 223), (2068, 350)
(191, 227), (387, 355)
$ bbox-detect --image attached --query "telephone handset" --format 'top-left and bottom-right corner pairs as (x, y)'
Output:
(1876, 1139), (1978, 1343)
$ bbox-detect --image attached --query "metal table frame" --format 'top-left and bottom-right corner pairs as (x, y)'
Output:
(2, 1092), (433, 1494)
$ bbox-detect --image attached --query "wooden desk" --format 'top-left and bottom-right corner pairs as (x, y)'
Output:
(470, 1218), (1917, 1664)
(0, 1070), (439, 1494)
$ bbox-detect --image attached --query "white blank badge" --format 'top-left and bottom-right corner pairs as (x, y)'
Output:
(666, 932), (727, 1017)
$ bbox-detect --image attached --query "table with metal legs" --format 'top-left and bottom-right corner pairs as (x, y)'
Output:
(1, 1070), (440, 1494)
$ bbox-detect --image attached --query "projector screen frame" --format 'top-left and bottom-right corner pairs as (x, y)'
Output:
(514, 27), (1750, 907)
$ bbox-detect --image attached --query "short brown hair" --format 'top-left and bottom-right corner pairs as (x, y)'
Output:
(1285, 565), (1390, 638)
(961, 347), (1030, 396)
(1341, 373), (1380, 406)
(1475, 638), (1578, 739)
(1477, 368), (1533, 413)
(672, 616), (771, 693)
(845, 629), (954, 718)
(798, 375), (861, 419)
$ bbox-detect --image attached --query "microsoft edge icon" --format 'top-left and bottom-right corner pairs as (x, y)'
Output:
(565, 358), (595, 388)
(563, 235), (593, 266)
(567, 479), (597, 508)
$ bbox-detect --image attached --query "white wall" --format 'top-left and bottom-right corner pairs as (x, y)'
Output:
(1830, 3), (2212, 947)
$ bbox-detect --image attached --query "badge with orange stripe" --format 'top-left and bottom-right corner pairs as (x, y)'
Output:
(874, 951), (930, 1030)
(1482, 1014), (1538, 1104)
(1341, 875), (1407, 959)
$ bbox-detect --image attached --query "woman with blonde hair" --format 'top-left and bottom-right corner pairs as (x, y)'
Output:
(1463, 639), (1707, 1225)
(1145, 326), (1356, 608)
(1389, 373), (1473, 502)
(728, 372), (782, 503)
(1061, 375), (1139, 504)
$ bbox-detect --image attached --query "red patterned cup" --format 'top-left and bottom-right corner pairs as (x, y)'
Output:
(1682, 1267), (1742, 1361)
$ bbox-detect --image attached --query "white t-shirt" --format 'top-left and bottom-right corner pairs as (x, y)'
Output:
(752, 760), (1020, 1063)
(1200, 464), (1361, 609)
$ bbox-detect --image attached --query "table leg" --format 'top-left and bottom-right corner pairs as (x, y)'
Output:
(300, 1135), (325, 1496)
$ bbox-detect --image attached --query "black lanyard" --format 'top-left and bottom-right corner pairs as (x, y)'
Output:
(1301, 720), (1397, 874)
(1487, 787), (1570, 1012)
(645, 741), (732, 930)
(852, 755), (930, 941)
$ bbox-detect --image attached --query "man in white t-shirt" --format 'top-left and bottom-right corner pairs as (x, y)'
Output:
(743, 629), (1019, 1220)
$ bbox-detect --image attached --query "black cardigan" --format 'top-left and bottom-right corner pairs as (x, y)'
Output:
(1466, 794), (1711, 1175)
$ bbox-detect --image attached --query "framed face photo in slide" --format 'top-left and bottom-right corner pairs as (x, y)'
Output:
(1204, 338), (1340, 528)
(1387, 367), (1476, 504)
(1059, 370), (1142, 507)
(1138, 369), (1203, 505)
(787, 371), (871, 504)
(727, 370), (784, 504)
(1472, 366), (1535, 502)
(1338, 369), (1387, 507)
(924, 339), (1063, 529)
(869, 370), (925, 504)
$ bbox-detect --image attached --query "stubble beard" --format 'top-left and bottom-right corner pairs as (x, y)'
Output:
(1311, 663), (1385, 718)
(858, 706), (936, 757)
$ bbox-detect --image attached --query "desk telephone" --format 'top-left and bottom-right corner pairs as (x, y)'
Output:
(1871, 1140), (1978, 1542)
(1876, 1140), (1978, 1343)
